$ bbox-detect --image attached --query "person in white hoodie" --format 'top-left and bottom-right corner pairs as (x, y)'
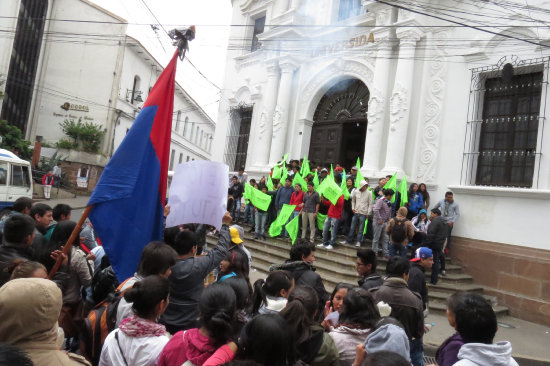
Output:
(453, 293), (518, 366)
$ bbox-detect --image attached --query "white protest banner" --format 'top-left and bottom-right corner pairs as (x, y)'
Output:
(166, 160), (229, 230)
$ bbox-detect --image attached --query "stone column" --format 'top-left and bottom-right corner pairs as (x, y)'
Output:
(382, 29), (422, 175)
(362, 36), (393, 176)
(253, 62), (280, 169)
(269, 59), (298, 165)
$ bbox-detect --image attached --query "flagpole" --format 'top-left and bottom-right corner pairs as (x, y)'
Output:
(48, 205), (93, 279)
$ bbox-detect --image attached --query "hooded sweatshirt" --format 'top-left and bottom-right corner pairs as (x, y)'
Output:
(158, 328), (219, 366)
(329, 326), (371, 366)
(454, 341), (519, 366)
(0, 278), (90, 366)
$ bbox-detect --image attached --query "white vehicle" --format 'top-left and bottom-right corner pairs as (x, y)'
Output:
(0, 149), (33, 216)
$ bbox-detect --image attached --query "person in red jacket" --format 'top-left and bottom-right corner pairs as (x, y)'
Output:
(41, 171), (55, 199)
(318, 194), (344, 250)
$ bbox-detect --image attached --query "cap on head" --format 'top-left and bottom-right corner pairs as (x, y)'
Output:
(229, 227), (243, 244)
(410, 247), (433, 262)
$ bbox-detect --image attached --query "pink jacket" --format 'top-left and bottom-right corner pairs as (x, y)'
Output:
(158, 328), (217, 366)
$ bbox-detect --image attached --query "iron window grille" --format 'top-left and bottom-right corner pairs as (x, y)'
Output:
(460, 56), (549, 188)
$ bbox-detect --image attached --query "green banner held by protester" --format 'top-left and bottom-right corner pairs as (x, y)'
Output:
(317, 212), (327, 230)
(384, 173), (398, 203)
(268, 204), (296, 237)
(293, 171), (308, 191)
(285, 214), (300, 245)
(321, 177), (343, 205)
(341, 169), (350, 200)
(397, 175), (409, 207)
(266, 175), (275, 191)
(244, 183), (272, 211)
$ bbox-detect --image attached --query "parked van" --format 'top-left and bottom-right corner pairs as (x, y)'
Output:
(0, 149), (33, 216)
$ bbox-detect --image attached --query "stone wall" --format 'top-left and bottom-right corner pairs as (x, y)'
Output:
(451, 237), (550, 326)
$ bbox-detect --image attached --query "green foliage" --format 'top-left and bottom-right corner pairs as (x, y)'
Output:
(0, 120), (32, 160)
(59, 118), (105, 153)
(56, 139), (78, 150)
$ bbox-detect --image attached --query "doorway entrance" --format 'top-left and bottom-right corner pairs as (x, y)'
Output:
(308, 79), (369, 169)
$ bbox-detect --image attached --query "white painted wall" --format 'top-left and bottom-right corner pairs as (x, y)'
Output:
(216, 0), (550, 250)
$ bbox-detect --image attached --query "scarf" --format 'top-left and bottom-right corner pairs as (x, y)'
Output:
(119, 315), (166, 338)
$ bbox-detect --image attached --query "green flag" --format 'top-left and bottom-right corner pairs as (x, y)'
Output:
(384, 173), (398, 203)
(341, 169), (350, 200)
(293, 171), (308, 191)
(321, 177), (343, 206)
(363, 218), (369, 235)
(272, 165), (282, 180)
(281, 166), (288, 183)
(300, 156), (311, 177)
(285, 214), (300, 245)
(312, 172), (319, 189)
(268, 204), (296, 237)
(317, 212), (327, 230)
(397, 175), (409, 207)
(245, 183), (272, 211)
(266, 176), (274, 191)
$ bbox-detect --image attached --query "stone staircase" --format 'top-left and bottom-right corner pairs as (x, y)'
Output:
(208, 228), (509, 317)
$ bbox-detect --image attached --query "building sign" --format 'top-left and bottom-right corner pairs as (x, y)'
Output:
(60, 102), (89, 112)
(311, 32), (375, 57)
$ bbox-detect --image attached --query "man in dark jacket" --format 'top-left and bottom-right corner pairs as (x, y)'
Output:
(160, 212), (232, 334)
(269, 240), (328, 319)
(0, 215), (36, 286)
(424, 208), (448, 285)
(371, 256), (424, 366)
(356, 248), (383, 290)
(229, 176), (244, 222)
(408, 247), (434, 312)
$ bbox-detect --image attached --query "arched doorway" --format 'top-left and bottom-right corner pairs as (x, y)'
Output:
(308, 79), (369, 169)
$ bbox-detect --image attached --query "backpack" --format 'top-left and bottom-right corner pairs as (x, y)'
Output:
(80, 278), (131, 366)
(390, 218), (407, 243)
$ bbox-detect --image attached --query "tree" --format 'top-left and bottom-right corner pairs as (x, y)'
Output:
(0, 120), (32, 160)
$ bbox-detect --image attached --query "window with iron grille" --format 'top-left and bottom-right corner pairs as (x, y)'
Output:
(224, 103), (253, 171)
(250, 16), (265, 53)
(461, 56), (549, 188)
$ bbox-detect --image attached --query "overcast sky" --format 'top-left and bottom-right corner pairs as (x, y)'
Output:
(91, 0), (233, 120)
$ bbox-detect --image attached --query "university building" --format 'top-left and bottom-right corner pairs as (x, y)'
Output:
(213, 0), (550, 324)
(0, 0), (214, 190)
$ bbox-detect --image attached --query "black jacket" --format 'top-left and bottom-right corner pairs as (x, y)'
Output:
(358, 272), (384, 290)
(0, 242), (34, 286)
(160, 225), (230, 332)
(408, 263), (428, 310)
(270, 261), (329, 316)
(370, 277), (424, 340)
(425, 215), (448, 251)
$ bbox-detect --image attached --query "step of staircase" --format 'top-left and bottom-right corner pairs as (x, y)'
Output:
(207, 228), (508, 317)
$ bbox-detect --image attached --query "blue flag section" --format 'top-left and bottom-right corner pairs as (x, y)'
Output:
(88, 51), (178, 281)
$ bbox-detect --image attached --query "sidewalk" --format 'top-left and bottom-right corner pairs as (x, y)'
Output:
(34, 195), (90, 209)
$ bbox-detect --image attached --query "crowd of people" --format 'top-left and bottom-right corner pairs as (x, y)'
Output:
(228, 161), (460, 285)
(0, 190), (519, 366)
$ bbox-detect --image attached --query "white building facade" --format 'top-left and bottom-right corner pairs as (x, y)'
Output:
(214, 0), (550, 324)
(0, 0), (213, 190)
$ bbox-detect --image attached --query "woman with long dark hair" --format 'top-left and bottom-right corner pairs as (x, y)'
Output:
(329, 288), (381, 365)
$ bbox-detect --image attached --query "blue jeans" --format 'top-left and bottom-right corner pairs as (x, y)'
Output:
(244, 203), (255, 225)
(232, 199), (241, 220)
(322, 217), (339, 246)
(346, 213), (366, 243)
(410, 338), (424, 366)
(255, 211), (267, 237)
(389, 242), (408, 258)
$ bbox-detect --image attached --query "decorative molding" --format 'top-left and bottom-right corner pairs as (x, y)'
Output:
(367, 88), (384, 133)
(389, 82), (408, 132)
(416, 32), (449, 183)
(272, 104), (283, 138)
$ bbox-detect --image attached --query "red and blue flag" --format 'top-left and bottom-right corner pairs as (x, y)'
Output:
(88, 51), (178, 281)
